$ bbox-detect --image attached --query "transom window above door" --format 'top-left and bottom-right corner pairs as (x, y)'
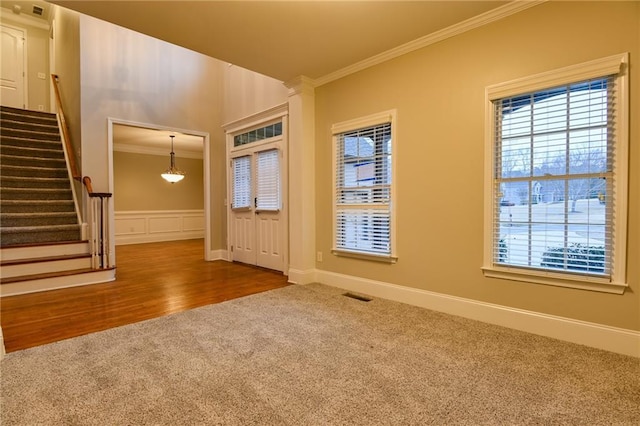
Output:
(233, 122), (283, 147)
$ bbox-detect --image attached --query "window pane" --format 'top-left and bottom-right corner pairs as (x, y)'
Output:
(232, 156), (251, 208)
(532, 133), (566, 177)
(233, 122), (283, 147)
(336, 209), (390, 254)
(256, 150), (280, 210)
(494, 77), (613, 277)
(500, 136), (531, 178)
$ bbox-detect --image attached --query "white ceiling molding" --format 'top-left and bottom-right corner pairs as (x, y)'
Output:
(313, 0), (547, 87)
(113, 143), (203, 160)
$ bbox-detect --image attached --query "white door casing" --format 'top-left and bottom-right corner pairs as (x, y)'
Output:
(1, 24), (26, 109)
(225, 104), (288, 273)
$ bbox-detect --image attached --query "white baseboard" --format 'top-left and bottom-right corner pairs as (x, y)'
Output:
(0, 326), (4, 361)
(288, 268), (317, 285)
(207, 250), (229, 261)
(316, 270), (640, 358)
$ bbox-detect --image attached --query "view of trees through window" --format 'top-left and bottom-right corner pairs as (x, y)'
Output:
(495, 78), (612, 275)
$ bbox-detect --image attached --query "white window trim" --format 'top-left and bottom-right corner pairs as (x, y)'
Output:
(331, 109), (398, 263)
(482, 53), (629, 294)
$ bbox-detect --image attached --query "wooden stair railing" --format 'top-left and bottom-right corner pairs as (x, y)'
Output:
(51, 74), (113, 269)
(51, 74), (80, 181)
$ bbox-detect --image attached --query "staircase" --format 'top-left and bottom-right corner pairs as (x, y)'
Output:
(0, 106), (114, 296)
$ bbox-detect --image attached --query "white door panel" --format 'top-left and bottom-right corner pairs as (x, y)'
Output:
(233, 213), (255, 265)
(257, 212), (281, 271)
(1, 25), (25, 108)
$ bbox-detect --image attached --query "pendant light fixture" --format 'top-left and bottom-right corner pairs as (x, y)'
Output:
(161, 135), (185, 183)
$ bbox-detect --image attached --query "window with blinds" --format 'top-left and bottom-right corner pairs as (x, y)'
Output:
(334, 121), (393, 257)
(494, 77), (613, 276)
(484, 53), (629, 292)
(256, 149), (280, 211)
(232, 156), (251, 209)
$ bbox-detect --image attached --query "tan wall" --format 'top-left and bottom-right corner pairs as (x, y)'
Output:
(51, 7), (81, 161)
(113, 151), (204, 211)
(222, 64), (288, 125)
(314, 1), (639, 330)
(0, 14), (50, 112)
(78, 15), (225, 251)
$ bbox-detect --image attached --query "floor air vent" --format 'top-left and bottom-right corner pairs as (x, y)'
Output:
(343, 292), (372, 302)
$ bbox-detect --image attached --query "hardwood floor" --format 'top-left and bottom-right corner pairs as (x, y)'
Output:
(0, 239), (290, 353)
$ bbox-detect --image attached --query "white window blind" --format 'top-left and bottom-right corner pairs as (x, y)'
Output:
(335, 122), (392, 256)
(232, 156), (251, 209)
(256, 149), (280, 211)
(493, 77), (616, 278)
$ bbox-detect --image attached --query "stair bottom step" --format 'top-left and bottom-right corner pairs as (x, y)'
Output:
(0, 267), (116, 297)
(1, 268), (100, 284)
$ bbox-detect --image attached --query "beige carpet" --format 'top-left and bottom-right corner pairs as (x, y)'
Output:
(1, 283), (638, 425)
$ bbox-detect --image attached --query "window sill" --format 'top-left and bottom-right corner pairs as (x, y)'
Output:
(332, 249), (397, 264)
(482, 266), (627, 294)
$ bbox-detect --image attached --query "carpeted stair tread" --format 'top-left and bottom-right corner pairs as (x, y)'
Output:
(1, 224), (80, 234)
(0, 164), (68, 179)
(1, 225), (81, 246)
(0, 119), (59, 134)
(1, 200), (76, 214)
(1, 128), (61, 141)
(1, 144), (64, 159)
(1, 105), (57, 119)
(2, 212), (78, 227)
(0, 175), (70, 189)
(1, 153), (66, 168)
(1, 187), (73, 201)
(1, 136), (63, 150)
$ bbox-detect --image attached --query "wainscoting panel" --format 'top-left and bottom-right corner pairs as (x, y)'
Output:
(115, 210), (205, 245)
(149, 216), (181, 234)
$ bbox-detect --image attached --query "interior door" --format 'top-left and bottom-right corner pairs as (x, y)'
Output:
(1, 25), (25, 109)
(231, 147), (283, 271)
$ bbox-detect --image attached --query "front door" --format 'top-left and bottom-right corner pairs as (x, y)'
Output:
(231, 146), (283, 271)
(1, 25), (26, 109)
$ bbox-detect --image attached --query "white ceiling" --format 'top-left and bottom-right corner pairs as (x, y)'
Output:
(48, 0), (511, 83)
(113, 125), (204, 159)
(31, 1), (518, 154)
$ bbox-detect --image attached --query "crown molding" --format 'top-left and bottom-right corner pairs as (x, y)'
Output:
(314, 0), (547, 87)
(284, 75), (316, 96)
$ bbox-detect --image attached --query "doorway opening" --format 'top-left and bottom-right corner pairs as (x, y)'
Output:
(107, 119), (212, 263)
